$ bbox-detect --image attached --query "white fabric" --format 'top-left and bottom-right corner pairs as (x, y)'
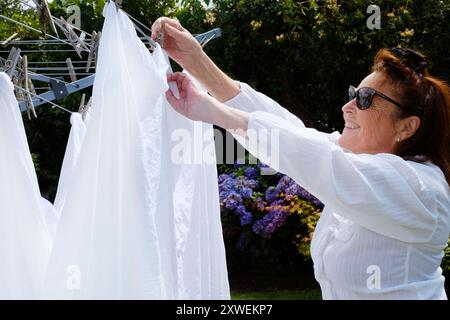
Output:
(45, 3), (229, 299)
(224, 82), (450, 300)
(40, 197), (59, 241)
(53, 112), (86, 214)
(0, 72), (52, 299)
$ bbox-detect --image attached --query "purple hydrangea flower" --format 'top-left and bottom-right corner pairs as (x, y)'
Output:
(224, 192), (242, 210)
(255, 197), (265, 211)
(236, 204), (246, 215)
(285, 183), (301, 196)
(241, 187), (253, 199)
(252, 220), (265, 236)
(219, 178), (235, 192)
(244, 167), (259, 179)
(265, 186), (278, 202)
(247, 179), (259, 189)
(239, 211), (253, 226)
(218, 173), (232, 184)
(275, 175), (294, 194)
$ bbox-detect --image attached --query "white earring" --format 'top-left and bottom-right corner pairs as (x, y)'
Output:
(396, 136), (402, 143)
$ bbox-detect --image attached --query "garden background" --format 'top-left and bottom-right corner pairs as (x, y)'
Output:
(1, 0), (449, 299)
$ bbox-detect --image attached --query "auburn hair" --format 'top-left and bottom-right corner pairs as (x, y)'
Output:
(372, 48), (450, 186)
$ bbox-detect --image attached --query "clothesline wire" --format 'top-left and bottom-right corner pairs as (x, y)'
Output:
(0, 14), (75, 48)
(123, 11), (153, 34)
(16, 0), (93, 38)
(13, 84), (73, 114)
(33, 73), (94, 76)
(14, 65), (77, 86)
(0, 49), (85, 53)
(28, 61), (93, 64)
(30, 66), (95, 71)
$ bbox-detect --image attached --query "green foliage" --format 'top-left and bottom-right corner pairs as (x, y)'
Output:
(231, 288), (322, 300)
(178, 0), (450, 131)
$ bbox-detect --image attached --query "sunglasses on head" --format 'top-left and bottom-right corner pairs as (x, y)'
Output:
(346, 85), (405, 110)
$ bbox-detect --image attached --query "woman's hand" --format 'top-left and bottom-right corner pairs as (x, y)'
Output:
(151, 17), (240, 102)
(166, 72), (249, 134)
(151, 17), (204, 71)
(165, 72), (215, 123)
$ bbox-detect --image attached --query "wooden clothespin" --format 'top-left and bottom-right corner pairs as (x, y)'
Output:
(79, 95), (92, 121)
(12, 76), (24, 101)
(4, 47), (22, 77)
(157, 22), (165, 48)
(32, 0), (59, 36)
(28, 78), (36, 95)
(86, 31), (101, 72)
(78, 93), (86, 113)
(66, 58), (77, 82)
(23, 55), (37, 119)
(114, 0), (123, 11)
(54, 17), (89, 58)
(1, 33), (19, 46)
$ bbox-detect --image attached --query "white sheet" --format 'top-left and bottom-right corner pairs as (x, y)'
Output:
(45, 2), (229, 299)
(0, 72), (52, 299)
(54, 112), (86, 214)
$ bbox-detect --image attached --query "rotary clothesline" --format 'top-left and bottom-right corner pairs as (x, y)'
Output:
(0, 1), (222, 116)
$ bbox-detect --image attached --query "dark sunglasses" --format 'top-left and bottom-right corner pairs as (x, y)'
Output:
(346, 85), (405, 110)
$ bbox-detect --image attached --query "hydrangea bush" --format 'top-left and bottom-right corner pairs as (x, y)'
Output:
(218, 160), (323, 272)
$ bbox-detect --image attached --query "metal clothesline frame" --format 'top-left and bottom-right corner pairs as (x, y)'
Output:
(15, 27), (222, 112)
(0, 2), (222, 114)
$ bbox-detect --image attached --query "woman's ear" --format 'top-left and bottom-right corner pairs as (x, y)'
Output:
(395, 115), (421, 141)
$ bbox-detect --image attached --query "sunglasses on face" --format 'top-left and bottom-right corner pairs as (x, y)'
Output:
(346, 85), (405, 110)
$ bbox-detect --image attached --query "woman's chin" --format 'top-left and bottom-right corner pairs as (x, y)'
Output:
(338, 135), (358, 153)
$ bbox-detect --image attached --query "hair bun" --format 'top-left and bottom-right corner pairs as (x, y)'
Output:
(390, 47), (428, 74)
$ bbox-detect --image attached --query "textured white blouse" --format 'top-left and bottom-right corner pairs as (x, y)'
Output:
(224, 82), (450, 300)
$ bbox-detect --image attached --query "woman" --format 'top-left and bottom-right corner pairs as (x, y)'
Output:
(152, 18), (450, 299)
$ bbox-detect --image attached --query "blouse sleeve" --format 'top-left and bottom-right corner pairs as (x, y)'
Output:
(224, 81), (307, 129)
(240, 110), (442, 243)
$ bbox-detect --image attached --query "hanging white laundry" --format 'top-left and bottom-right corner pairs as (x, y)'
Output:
(45, 2), (229, 299)
(40, 197), (60, 241)
(53, 112), (87, 214)
(0, 72), (52, 299)
(44, 4), (165, 299)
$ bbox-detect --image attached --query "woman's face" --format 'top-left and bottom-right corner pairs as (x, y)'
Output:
(338, 72), (403, 154)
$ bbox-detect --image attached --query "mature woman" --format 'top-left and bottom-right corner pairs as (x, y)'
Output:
(152, 18), (450, 299)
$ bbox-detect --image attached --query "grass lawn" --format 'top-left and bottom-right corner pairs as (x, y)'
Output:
(231, 288), (322, 300)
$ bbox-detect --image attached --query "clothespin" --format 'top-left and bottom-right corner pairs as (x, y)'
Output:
(78, 93), (86, 113)
(12, 76), (24, 101)
(115, 0), (123, 11)
(28, 78), (36, 95)
(86, 31), (101, 72)
(54, 17), (89, 58)
(4, 47), (22, 77)
(1, 33), (18, 46)
(79, 95), (92, 121)
(23, 55), (37, 119)
(32, 0), (59, 36)
(66, 58), (77, 82)
(157, 22), (165, 48)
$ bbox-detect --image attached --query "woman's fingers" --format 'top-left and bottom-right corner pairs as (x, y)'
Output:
(151, 17), (182, 40)
(165, 89), (178, 106)
(167, 72), (186, 86)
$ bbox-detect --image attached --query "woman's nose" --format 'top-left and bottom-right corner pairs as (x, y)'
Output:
(342, 99), (357, 113)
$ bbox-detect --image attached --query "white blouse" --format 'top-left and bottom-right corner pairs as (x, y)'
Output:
(224, 82), (450, 300)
